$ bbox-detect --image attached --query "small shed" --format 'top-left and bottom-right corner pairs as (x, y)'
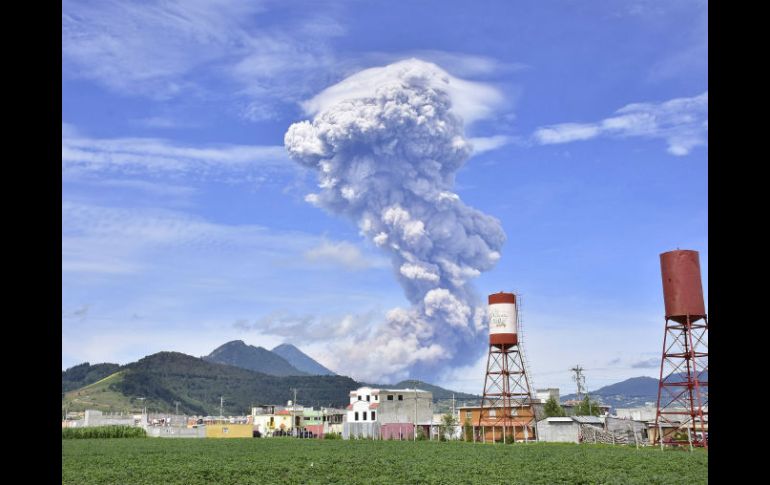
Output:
(536, 416), (604, 443)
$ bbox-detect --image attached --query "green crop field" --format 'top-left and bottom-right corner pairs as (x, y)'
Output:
(62, 438), (707, 485)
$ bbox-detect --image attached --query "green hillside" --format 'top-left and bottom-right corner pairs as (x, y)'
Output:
(63, 352), (361, 415)
(63, 371), (137, 414)
(62, 362), (121, 393)
(62, 349), (485, 417)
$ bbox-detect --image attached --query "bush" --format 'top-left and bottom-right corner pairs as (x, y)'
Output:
(323, 432), (341, 440)
(62, 425), (146, 439)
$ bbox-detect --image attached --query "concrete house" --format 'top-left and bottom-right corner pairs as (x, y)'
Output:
(343, 386), (433, 439)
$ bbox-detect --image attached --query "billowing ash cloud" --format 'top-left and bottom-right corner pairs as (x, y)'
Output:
(284, 59), (505, 382)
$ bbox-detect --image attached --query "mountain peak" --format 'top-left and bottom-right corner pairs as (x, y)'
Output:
(204, 341), (306, 377)
(271, 343), (336, 376)
(272, 343), (299, 353)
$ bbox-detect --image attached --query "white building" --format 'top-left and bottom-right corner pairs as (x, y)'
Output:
(344, 386), (433, 439)
(535, 388), (560, 404)
(614, 406), (657, 422)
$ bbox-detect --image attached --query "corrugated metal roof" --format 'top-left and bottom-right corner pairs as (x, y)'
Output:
(572, 416), (604, 424)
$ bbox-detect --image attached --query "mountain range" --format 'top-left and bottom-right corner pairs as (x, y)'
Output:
(561, 371), (708, 409)
(63, 340), (700, 415)
(62, 341), (479, 416)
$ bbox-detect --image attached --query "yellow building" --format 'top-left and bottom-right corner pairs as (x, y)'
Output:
(252, 408), (296, 435)
(205, 423), (253, 438)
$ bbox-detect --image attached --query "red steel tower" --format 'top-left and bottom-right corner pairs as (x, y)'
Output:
(478, 292), (536, 442)
(654, 250), (708, 448)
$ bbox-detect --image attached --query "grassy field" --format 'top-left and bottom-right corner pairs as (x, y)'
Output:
(62, 438), (707, 485)
(62, 370), (137, 413)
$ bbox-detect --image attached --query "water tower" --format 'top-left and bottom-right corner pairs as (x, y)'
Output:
(654, 250), (709, 448)
(478, 292), (536, 442)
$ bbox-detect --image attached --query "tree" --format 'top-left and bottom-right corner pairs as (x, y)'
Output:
(544, 396), (565, 417)
(440, 412), (458, 441)
(575, 395), (602, 416)
(463, 417), (473, 442)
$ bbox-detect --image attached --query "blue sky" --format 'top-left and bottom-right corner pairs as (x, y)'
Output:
(62, 0), (707, 395)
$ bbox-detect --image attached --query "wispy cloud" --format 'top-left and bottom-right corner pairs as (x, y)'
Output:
(62, 125), (291, 179)
(300, 58), (505, 126)
(361, 50), (528, 78)
(234, 310), (378, 344)
(304, 240), (387, 271)
(62, 0), (346, 118)
(131, 117), (200, 130)
(631, 358), (660, 369)
(469, 135), (516, 155)
(62, 0), (263, 98)
(62, 200), (308, 275)
(533, 91), (708, 155)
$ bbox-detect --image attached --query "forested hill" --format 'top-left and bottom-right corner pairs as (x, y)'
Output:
(63, 352), (360, 415)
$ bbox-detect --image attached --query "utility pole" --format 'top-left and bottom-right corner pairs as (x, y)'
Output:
(292, 388), (297, 436)
(570, 365), (585, 401)
(175, 401), (180, 416)
(452, 393), (456, 441)
(220, 396), (224, 419)
(414, 386), (417, 442)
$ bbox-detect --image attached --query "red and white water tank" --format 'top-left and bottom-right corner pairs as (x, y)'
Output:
(488, 292), (517, 346)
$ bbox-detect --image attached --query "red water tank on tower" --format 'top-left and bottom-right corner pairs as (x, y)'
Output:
(660, 250), (706, 322)
(488, 292), (517, 346)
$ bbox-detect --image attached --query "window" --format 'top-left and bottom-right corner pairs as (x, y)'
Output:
(366, 395), (370, 402)
(375, 395), (378, 401)
(304, 417), (310, 421)
(363, 411), (367, 421)
(398, 395), (403, 401)
(489, 409), (496, 417)
(465, 411), (472, 419)
(387, 395), (393, 401)
(371, 411), (376, 421)
(354, 412), (359, 421)
(358, 396), (362, 401)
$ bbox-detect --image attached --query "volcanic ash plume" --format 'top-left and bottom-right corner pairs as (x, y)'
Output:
(284, 59), (505, 382)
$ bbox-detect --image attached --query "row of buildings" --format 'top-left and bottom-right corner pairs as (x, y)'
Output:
(62, 386), (705, 445)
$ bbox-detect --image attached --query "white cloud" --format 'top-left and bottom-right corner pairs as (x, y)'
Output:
(533, 92), (708, 155)
(62, 0), (345, 118)
(534, 123), (601, 144)
(62, 0), (263, 97)
(300, 58), (504, 125)
(469, 135), (515, 154)
(80, 178), (198, 198)
(303, 240), (387, 271)
(361, 50), (528, 78)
